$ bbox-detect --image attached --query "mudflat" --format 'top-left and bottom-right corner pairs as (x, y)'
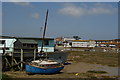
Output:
(2, 51), (119, 78)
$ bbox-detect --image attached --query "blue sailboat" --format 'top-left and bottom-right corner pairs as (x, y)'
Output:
(25, 10), (64, 74)
(26, 59), (64, 74)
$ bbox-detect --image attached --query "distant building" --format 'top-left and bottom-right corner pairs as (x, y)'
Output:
(55, 37), (78, 47)
(56, 36), (120, 49)
(63, 37), (76, 41)
(55, 37), (63, 46)
(62, 38), (120, 48)
(95, 39), (120, 48)
(72, 40), (96, 48)
(63, 37), (81, 47)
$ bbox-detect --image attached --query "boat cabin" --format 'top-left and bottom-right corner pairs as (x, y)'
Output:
(31, 59), (62, 68)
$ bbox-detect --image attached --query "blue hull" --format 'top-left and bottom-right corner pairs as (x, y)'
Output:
(25, 64), (64, 74)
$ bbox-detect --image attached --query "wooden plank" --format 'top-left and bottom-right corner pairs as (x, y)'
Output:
(20, 49), (23, 70)
(12, 52), (13, 71)
(5, 57), (11, 67)
(34, 49), (36, 60)
(13, 59), (21, 70)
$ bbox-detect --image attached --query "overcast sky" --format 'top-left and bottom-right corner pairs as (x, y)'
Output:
(2, 2), (118, 40)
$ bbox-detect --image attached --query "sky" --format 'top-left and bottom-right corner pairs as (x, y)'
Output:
(2, 2), (118, 40)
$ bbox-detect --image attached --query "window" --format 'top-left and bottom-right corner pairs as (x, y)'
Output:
(44, 40), (49, 45)
(69, 42), (72, 46)
(0, 40), (5, 46)
(23, 44), (27, 47)
(0, 40), (5, 44)
(42, 65), (45, 67)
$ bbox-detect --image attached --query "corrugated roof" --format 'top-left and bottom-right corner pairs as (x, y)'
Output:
(0, 36), (54, 40)
(18, 39), (38, 44)
(16, 37), (54, 40)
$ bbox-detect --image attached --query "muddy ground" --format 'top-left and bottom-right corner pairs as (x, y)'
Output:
(2, 51), (119, 79)
(3, 62), (119, 78)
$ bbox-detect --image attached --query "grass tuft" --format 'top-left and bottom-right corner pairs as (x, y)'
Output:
(87, 70), (107, 74)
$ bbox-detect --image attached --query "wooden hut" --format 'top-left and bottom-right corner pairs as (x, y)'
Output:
(14, 39), (38, 57)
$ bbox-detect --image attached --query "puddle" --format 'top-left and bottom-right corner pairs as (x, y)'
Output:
(64, 62), (118, 76)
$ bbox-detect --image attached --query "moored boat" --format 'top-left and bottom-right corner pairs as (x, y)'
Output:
(25, 10), (64, 74)
(26, 59), (64, 74)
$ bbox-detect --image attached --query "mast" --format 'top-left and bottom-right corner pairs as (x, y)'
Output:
(40, 9), (49, 54)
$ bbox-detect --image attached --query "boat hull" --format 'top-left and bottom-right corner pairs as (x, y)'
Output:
(25, 64), (64, 74)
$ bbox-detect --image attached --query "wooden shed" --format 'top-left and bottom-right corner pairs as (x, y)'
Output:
(14, 39), (38, 57)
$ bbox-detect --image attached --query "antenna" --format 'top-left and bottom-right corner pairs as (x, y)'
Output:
(40, 9), (49, 54)
(40, 27), (43, 38)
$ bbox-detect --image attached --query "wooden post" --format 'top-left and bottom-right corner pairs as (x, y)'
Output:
(3, 41), (6, 55)
(12, 52), (14, 71)
(34, 49), (36, 61)
(46, 48), (47, 59)
(21, 49), (23, 70)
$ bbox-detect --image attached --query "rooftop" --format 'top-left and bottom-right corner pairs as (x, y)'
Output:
(0, 36), (54, 40)
(18, 39), (38, 44)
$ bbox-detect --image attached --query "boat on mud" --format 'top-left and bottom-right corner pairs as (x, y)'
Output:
(25, 10), (65, 74)
(26, 59), (64, 74)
